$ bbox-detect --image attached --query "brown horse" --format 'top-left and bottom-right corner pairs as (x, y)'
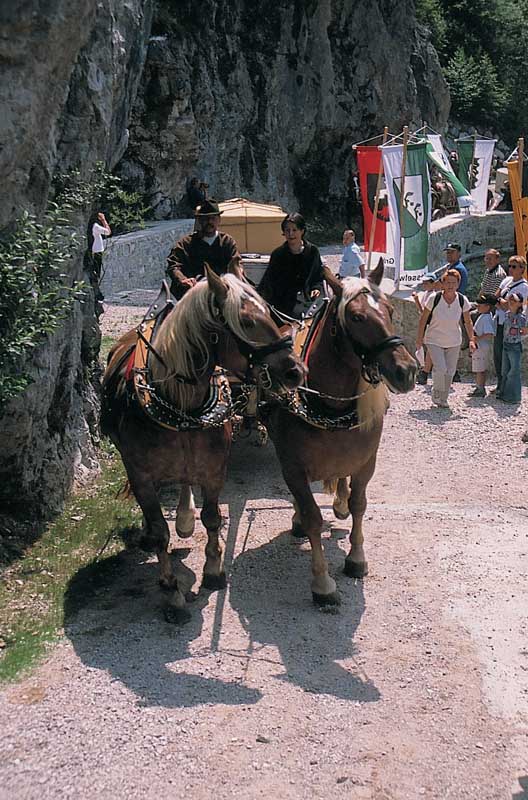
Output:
(102, 268), (304, 622)
(264, 261), (416, 605)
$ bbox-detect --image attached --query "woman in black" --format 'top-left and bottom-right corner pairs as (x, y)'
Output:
(258, 213), (324, 317)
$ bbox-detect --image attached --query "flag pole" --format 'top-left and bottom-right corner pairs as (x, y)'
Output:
(397, 126), (409, 286)
(367, 125), (389, 272)
(517, 137), (526, 262)
(468, 131), (477, 211)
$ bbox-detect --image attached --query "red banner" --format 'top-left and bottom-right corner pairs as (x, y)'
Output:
(356, 146), (389, 253)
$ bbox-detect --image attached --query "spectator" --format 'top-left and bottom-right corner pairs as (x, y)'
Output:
(186, 177), (206, 213)
(498, 293), (527, 404)
(416, 269), (476, 409)
(479, 249), (507, 295)
(89, 211), (111, 300)
(469, 293), (497, 397)
(492, 255), (528, 394)
(441, 243), (469, 295)
(339, 229), (365, 279)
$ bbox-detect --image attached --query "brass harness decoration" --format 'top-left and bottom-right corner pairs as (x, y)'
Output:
(130, 282), (250, 432)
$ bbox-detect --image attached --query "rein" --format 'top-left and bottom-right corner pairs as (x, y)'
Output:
(263, 287), (401, 430)
(130, 286), (295, 432)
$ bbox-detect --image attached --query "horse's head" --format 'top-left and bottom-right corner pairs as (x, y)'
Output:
(323, 260), (416, 393)
(205, 267), (305, 391)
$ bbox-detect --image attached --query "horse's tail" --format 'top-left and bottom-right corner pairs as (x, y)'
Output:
(100, 329), (137, 437)
(322, 478), (338, 495)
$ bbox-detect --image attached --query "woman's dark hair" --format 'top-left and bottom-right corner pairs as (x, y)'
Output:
(86, 212), (100, 252)
(281, 212), (306, 233)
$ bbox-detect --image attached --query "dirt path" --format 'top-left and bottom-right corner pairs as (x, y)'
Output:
(1, 295), (527, 800)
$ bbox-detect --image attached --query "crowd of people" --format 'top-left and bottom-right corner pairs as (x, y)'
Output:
(413, 248), (527, 408)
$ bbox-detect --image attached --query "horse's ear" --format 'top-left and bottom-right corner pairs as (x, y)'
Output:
(205, 263), (228, 306)
(323, 265), (342, 299)
(369, 257), (384, 286)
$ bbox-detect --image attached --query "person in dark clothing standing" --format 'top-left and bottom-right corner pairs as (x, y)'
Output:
(186, 178), (206, 213)
(166, 199), (241, 299)
(258, 213), (324, 317)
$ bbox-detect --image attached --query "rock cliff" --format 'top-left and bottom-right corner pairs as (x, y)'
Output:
(0, 0), (153, 538)
(119, 0), (450, 219)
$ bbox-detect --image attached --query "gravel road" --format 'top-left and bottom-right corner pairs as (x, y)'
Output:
(1, 285), (527, 800)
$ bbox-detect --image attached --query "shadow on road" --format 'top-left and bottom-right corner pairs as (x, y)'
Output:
(64, 438), (378, 708)
(63, 547), (263, 709)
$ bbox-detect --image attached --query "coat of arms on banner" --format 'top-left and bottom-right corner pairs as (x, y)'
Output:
(393, 174), (428, 239)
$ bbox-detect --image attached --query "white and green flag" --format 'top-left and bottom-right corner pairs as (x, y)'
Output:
(457, 138), (496, 214)
(426, 134), (472, 209)
(382, 142), (431, 288)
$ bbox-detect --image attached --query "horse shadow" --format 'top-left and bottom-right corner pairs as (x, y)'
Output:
(63, 545), (262, 709)
(228, 529), (380, 702)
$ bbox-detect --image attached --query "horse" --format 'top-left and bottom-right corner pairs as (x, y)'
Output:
(101, 268), (304, 623)
(263, 260), (417, 605)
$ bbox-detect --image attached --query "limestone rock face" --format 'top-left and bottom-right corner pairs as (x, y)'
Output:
(0, 0), (153, 530)
(119, 0), (450, 219)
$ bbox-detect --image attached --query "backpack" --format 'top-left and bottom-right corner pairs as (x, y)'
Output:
(423, 291), (464, 332)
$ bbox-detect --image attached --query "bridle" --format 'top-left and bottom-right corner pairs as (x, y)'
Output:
(210, 299), (294, 389)
(331, 287), (404, 384)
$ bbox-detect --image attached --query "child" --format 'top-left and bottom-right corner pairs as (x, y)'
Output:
(339, 229), (365, 279)
(413, 273), (439, 384)
(468, 293), (497, 397)
(499, 293), (527, 404)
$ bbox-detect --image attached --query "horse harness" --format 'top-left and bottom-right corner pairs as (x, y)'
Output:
(128, 281), (293, 432)
(263, 286), (403, 431)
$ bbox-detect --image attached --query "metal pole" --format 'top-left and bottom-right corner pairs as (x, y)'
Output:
(397, 126), (409, 283)
(367, 126), (389, 272)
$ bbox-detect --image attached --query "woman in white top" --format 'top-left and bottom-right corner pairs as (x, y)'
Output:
(416, 269), (476, 408)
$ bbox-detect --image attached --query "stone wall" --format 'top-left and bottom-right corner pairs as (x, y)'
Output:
(100, 219), (193, 295)
(427, 211), (515, 273)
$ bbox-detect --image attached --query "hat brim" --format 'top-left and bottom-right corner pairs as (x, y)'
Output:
(195, 210), (223, 217)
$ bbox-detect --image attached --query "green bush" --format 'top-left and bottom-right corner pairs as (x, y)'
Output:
(54, 162), (150, 235)
(444, 48), (510, 127)
(0, 204), (85, 405)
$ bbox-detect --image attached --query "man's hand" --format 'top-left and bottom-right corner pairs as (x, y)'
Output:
(310, 288), (321, 299)
(469, 340), (477, 353)
(179, 276), (197, 290)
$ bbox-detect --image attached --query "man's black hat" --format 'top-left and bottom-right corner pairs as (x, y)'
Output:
(443, 242), (461, 251)
(195, 199), (222, 216)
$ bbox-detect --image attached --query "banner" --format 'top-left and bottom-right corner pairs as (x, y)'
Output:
(506, 159), (528, 260)
(356, 145), (389, 254)
(457, 138), (496, 214)
(425, 135), (472, 208)
(382, 142), (431, 288)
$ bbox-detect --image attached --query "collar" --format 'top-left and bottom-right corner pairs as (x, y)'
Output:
(202, 232), (219, 246)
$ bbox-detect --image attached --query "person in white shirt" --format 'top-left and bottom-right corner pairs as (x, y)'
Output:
(416, 269), (476, 408)
(90, 212), (111, 295)
(339, 229), (365, 279)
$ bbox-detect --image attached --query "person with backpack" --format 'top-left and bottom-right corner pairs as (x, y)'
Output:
(416, 269), (476, 408)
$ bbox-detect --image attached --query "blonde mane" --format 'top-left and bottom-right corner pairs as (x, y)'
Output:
(336, 277), (389, 429)
(150, 275), (267, 409)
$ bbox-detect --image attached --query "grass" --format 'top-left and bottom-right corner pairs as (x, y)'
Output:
(0, 441), (141, 683)
(100, 334), (116, 363)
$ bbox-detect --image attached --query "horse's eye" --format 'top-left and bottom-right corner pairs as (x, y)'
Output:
(350, 313), (364, 323)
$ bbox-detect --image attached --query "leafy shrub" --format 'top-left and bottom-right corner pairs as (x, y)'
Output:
(54, 162), (150, 235)
(0, 204), (85, 405)
(444, 48), (510, 127)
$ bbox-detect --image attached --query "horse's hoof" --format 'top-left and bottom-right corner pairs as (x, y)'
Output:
(163, 605), (192, 625)
(291, 524), (307, 539)
(312, 591), (341, 607)
(333, 508), (350, 521)
(343, 559), (369, 578)
(176, 527), (194, 539)
(202, 572), (227, 591)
